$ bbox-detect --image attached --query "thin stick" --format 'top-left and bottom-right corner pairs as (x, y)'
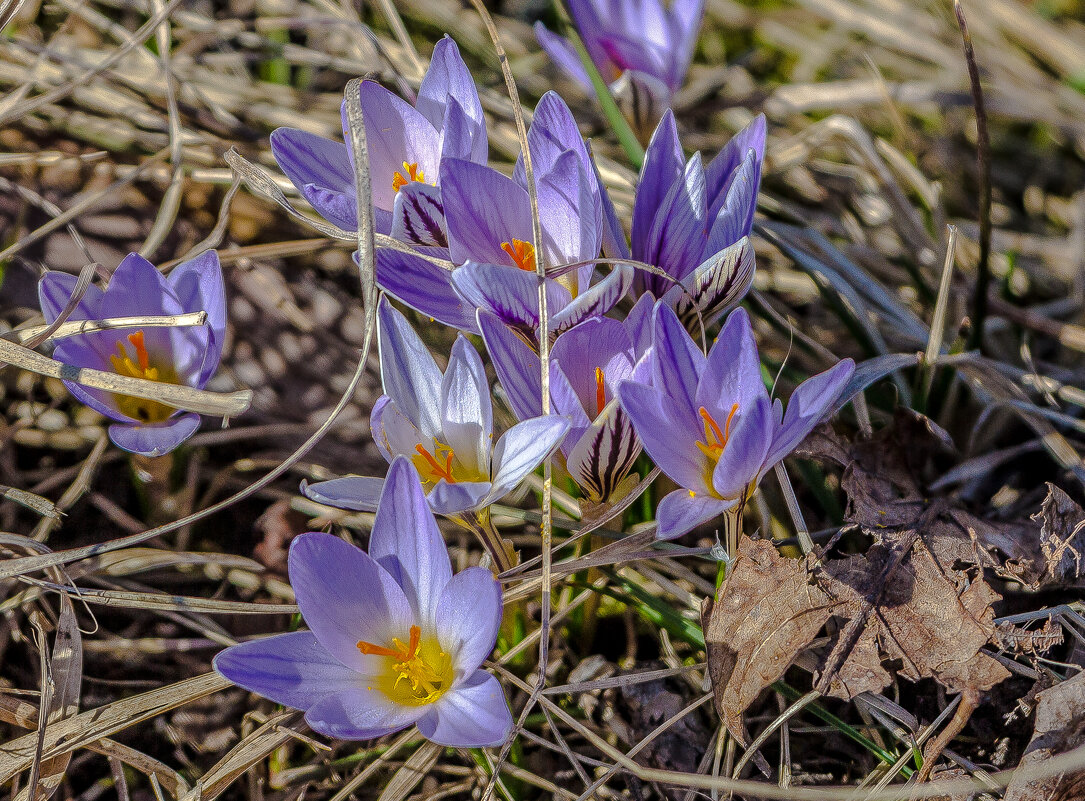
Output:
(5, 313), (208, 345)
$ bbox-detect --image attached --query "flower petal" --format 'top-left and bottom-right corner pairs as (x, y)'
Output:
(441, 336), (491, 474)
(305, 686), (426, 741)
(167, 250), (226, 386)
(374, 249), (480, 334)
(390, 182), (447, 248)
(534, 23), (592, 90)
(477, 310), (543, 422)
(565, 400), (642, 503)
(612, 70), (673, 141)
(435, 567), (502, 674)
(419, 671), (512, 747)
(377, 299), (443, 438)
(665, 235), (755, 326)
(551, 316), (636, 409)
(705, 114), (766, 217)
(765, 358), (855, 469)
(644, 152), (707, 281)
(632, 110), (683, 270)
(535, 149), (600, 269)
(38, 270), (103, 323)
(301, 475), (385, 512)
(440, 159), (532, 267)
(650, 302), (705, 425)
(108, 413), (200, 457)
(695, 305), (765, 417)
(655, 490), (734, 540)
(426, 480), (494, 515)
(270, 127), (357, 231)
(705, 149), (760, 256)
(710, 393), (774, 499)
(548, 265), (631, 334)
(617, 380), (709, 493)
(371, 395), (425, 464)
(452, 262), (568, 333)
(417, 36), (486, 162)
(213, 631), (361, 710)
(370, 457), (453, 629)
(489, 416), (570, 499)
(288, 531), (414, 672)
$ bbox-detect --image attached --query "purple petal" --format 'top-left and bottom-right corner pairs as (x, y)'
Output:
(625, 292), (654, 357)
(374, 249), (480, 334)
(301, 475), (384, 512)
(535, 150), (600, 268)
(591, 153), (631, 260)
(478, 310), (543, 422)
(650, 302), (706, 424)
(765, 358), (855, 469)
(709, 393), (774, 499)
(370, 457), (453, 629)
(566, 0), (610, 75)
(452, 262), (569, 333)
(565, 401), (642, 502)
(548, 265), (631, 334)
(632, 110), (683, 268)
(358, 81), (441, 213)
(655, 490), (734, 541)
(167, 250), (226, 386)
(441, 336), (492, 474)
(417, 36), (486, 160)
(489, 415), (570, 499)
(38, 270), (103, 323)
(270, 128), (357, 231)
(551, 317), (636, 410)
(288, 531), (414, 672)
(705, 114), (766, 214)
(520, 92), (593, 184)
(705, 150), (760, 256)
(534, 23), (592, 90)
(695, 306), (765, 416)
(665, 235), (755, 325)
(377, 299), (443, 438)
(617, 380), (709, 493)
(213, 631), (360, 710)
(441, 160), (532, 267)
(391, 182), (447, 248)
(644, 153), (707, 280)
(548, 363), (592, 450)
(419, 671), (512, 747)
(612, 70), (673, 139)
(426, 480), (494, 515)
(665, 0), (704, 88)
(108, 413), (200, 456)
(435, 567), (502, 675)
(305, 686), (426, 741)
(371, 395), (424, 464)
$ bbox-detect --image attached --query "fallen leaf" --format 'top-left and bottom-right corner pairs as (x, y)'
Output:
(1004, 669), (1085, 801)
(1036, 484), (1085, 585)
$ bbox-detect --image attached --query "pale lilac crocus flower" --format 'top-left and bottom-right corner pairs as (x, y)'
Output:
(617, 303), (854, 541)
(271, 35), (487, 243)
(478, 295), (652, 504)
(534, 0), (703, 134)
(215, 457), (513, 747)
(377, 92), (630, 338)
(37, 252), (226, 457)
(624, 111), (765, 328)
(303, 299), (569, 516)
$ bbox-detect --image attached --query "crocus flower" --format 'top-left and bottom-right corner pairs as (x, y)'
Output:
(624, 111), (765, 327)
(617, 303), (854, 541)
(38, 251), (226, 457)
(303, 299), (569, 516)
(271, 35), (487, 243)
(215, 457), (513, 747)
(478, 295), (652, 504)
(375, 92), (630, 338)
(534, 0), (703, 134)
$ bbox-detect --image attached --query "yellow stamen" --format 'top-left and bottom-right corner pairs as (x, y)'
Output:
(412, 442), (457, 484)
(392, 161), (426, 193)
(358, 625), (453, 706)
(501, 239), (536, 272)
(695, 403), (739, 460)
(595, 367), (606, 417)
(107, 330), (177, 423)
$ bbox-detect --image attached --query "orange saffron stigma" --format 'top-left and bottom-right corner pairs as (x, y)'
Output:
(392, 161), (425, 193)
(414, 442), (456, 484)
(357, 624), (421, 659)
(128, 331), (150, 371)
(697, 403), (740, 460)
(595, 367), (606, 416)
(501, 239), (536, 272)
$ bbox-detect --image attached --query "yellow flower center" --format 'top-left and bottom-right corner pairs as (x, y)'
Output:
(391, 161), (426, 193)
(411, 440), (485, 486)
(357, 625), (453, 706)
(107, 331), (179, 424)
(501, 239), (536, 272)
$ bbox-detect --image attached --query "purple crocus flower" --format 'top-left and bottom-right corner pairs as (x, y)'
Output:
(534, 0), (703, 133)
(270, 35), (486, 243)
(215, 457), (513, 747)
(478, 295), (652, 504)
(375, 92), (631, 339)
(303, 299), (569, 516)
(624, 111), (765, 327)
(617, 303), (854, 541)
(38, 252), (226, 457)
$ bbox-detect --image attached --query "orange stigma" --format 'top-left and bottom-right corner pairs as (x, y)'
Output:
(501, 239), (536, 272)
(392, 161), (425, 192)
(357, 624), (420, 659)
(696, 403), (739, 460)
(594, 367), (606, 416)
(413, 442), (456, 484)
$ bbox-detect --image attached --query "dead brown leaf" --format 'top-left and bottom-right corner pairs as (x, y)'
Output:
(1036, 484), (1085, 586)
(1004, 669), (1085, 801)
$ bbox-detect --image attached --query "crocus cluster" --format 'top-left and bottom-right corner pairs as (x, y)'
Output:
(38, 252), (226, 457)
(535, 0), (704, 134)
